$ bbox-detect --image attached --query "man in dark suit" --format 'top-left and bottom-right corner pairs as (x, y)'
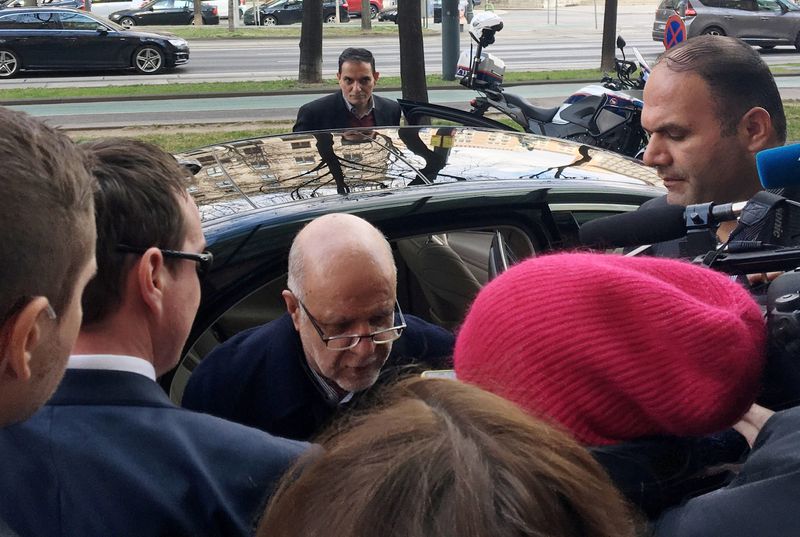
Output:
(0, 109), (97, 537)
(182, 213), (454, 441)
(0, 108), (96, 428)
(293, 47), (401, 132)
(0, 138), (308, 537)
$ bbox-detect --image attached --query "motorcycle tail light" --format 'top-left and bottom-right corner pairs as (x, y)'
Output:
(685, 1), (696, 15)
(212, 6), (218, 14)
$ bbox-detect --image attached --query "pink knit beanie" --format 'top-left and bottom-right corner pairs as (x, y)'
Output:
(454, 253), (766, 446)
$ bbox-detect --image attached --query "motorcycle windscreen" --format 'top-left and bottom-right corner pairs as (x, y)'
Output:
(558, 95), (627, 136)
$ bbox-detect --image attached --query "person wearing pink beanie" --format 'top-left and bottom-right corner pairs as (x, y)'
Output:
(454, 252), (767, 518)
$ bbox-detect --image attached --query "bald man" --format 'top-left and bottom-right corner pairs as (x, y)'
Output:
(182, 214), (454, 441)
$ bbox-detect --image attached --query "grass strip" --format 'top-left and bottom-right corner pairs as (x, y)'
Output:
(0, 69), (607, 102)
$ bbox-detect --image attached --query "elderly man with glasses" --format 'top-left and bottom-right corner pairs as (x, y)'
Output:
(183, 213), (454, 441)
(0, 138), (308, 537)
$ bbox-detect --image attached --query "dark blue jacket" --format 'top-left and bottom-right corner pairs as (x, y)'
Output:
(654, 407), (800, 537)
(182, 314), (454, 441)
(0, 369), (308, 537)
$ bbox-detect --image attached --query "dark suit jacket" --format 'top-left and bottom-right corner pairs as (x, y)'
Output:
(0, 369), (308, 537)
(182, 314), (454, 441)
(293, 91), (401, 132)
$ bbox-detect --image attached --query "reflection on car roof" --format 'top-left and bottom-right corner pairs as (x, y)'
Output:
(174, 126), (662, 224)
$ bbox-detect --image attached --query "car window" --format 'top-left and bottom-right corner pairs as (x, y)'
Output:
(717, 0), (756, 9)
(175, 0), (191, 8)
(152, 0), (174, 9)
(757, 0), (782, 11)
(169, 224), (538, 404)
(0, 11), (58, 28)
(58, 11), (100, 28)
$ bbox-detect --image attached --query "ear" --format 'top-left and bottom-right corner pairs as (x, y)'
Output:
(336, 71), (342, 82)
(282, 290), (302, 332)
(739, 107), (774, 153)
(1, 297), (52, 382)
(373, 70), (380, 84)
(136, 248), (167, 318)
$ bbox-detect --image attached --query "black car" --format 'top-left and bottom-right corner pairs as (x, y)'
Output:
(0, 7), (189, 77)
(378, 1), (440, 23)
(164, 126), (664, 401)
(108, 0), (218, 27)
(243, 0), (347, 25)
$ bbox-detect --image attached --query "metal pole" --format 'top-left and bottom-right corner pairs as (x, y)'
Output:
(594, 0), (597, 29)
(441, 0), (459, 79)
(555, 0), (558, 25)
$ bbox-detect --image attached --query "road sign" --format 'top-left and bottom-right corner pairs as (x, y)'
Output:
(663, 14), (686, 50)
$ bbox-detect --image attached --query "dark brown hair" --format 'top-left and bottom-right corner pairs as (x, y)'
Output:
(257, 377), (638, 537)
(338, 47), (376, 73)
(0, 108), (95, 322)
(657, 35), (786, 143)
(79, 138), (190, 324)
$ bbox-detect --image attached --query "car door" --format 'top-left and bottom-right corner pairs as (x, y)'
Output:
(283, 0), (302, 23)
(0, 11), (62, 69)
(56, 11), (119, 68)
(168, 0), (194, 23)
(753, 0), (799, 42)
(140, 0), (179, 24)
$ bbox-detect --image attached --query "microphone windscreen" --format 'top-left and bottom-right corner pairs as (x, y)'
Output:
(579, 204), (688, 248)
(757, 144), (800, 190)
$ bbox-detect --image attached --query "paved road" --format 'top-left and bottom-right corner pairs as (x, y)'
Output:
(7, 5), (800, 88)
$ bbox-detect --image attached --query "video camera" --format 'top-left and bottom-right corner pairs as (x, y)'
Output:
(579, 143), (800, 409)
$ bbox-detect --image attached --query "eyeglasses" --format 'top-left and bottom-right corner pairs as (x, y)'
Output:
(117, 244), (214, 280)
(1, 295), (57, 327)
(295, 296), (406, 351)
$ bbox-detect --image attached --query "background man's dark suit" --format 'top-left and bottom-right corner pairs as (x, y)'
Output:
(293, 92), (401, 132)
(182, 314), (454, 441)
(0, 368), (308, 537)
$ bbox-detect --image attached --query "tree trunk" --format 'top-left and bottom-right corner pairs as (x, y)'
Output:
(398, 0), (428, 102)
(299, 0), (324, 83)
(361, 0), (371, 29)
(228, 0), (235, 30)
(193, 0), (203, 25)
(600, 0), (618, 71)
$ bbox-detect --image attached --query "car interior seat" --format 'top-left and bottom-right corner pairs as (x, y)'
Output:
(397, 234), (483, 330)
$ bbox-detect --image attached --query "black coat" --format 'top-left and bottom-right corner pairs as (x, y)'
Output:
(293, 91), (401, 132)
(182, 314), (454, 441)
(654, 407), (800, 537)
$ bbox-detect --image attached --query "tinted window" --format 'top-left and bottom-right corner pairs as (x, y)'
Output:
(59, 12), (99, 28)
(0, 11), (58, 28)
(152, 0), (175, 9)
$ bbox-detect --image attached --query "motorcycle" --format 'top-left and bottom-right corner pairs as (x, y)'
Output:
(399, 12), (650, 159)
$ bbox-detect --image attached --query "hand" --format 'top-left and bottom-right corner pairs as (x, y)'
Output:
(733, 403), (775, 448)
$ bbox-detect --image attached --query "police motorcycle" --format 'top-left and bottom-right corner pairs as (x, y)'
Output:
(399, 13), (650, 159)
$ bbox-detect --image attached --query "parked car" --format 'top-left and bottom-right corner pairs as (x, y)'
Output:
(108, 0), (218, 27)
(347, 0), (379, 18)
(0, 7), (189, 77)
(242, 0), (347, 25)
(378, 1), (440, 23)
(163, 126), (664, 402)
(652, 0), (800, 49)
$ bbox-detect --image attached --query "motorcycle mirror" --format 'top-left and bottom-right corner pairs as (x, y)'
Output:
(616, 35), (626, 50)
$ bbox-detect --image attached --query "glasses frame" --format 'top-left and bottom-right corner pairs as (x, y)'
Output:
(117, 244), (214, 280)
(0, 295), (57, 327)
(295, 296), (407, 351)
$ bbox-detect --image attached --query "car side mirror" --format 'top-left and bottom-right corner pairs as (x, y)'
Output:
(96, 24), (108, 33)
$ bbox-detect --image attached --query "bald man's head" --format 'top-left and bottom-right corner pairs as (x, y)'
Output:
(283, 214), (400, 394)
(287, 213), (396, 301)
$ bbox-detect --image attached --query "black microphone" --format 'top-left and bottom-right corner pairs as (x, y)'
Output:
(578, 204), (686, 248)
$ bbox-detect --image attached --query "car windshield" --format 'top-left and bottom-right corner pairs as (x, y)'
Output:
(779, 0), (800, 10)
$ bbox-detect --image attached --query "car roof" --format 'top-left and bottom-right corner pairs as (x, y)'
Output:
(175, 126), (663, 228)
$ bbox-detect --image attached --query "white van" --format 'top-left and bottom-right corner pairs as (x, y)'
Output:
(204, 0), (246, 18)
(88, 0), (143, 18)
